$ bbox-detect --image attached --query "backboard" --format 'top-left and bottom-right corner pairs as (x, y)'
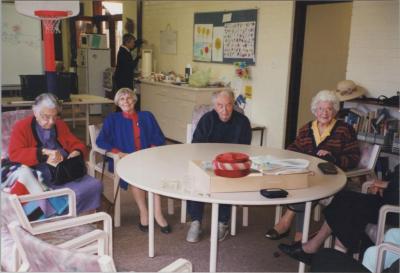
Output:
(15, 0), (79, 20)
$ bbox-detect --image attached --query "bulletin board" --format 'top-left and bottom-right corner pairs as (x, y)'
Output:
(193, 9), (257, 65)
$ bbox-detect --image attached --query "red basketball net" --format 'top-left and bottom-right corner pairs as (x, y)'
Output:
(34, 10), (71, 33)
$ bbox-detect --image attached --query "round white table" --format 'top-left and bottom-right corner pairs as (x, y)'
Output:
(116, 143), (347, 272)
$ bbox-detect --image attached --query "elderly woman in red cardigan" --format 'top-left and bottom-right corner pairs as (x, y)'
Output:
(8, 93), (102, 213)
(265, 90), (360, 242)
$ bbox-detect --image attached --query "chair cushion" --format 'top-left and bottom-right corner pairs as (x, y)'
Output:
(1, 110), (33, 159)
(37, 224), (96, 245)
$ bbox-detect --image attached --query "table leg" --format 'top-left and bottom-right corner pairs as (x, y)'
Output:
(298, 201), (312, 273)
(85, 104), (90, 145)
(230, 205), (237, 236)
(210, 203), (219, 272)
(260, 128), (264, 146)
(148, 192), (155, 258)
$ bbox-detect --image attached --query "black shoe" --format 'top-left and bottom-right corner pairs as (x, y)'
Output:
(265, 228), (290, 240)
(160, 224), (172, 234)
(278, 241), (313, 265)
(138, 223), (149, 232)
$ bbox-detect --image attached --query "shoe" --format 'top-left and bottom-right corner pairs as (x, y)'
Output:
(138, 223), (148, 233)
(265, 228), (290, 240)
(278, 241), (313, 265)
(186, 220), (202, 243)
(218, 222), (229, 242)
(160, 224), (171, 234)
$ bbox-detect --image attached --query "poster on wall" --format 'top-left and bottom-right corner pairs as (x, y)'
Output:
(224, 21), (256, 59)
(193, 9), (257, 64)
(212, 27), (224, 62)
(193, 24), (213, 61)
(160, 25), (177, 54)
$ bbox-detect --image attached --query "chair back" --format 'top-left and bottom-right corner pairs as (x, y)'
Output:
(358, 142), (381, 170)
(89, 124), (106, 154)
(1, 109), (33, 159)
(8, 221), (116, 272)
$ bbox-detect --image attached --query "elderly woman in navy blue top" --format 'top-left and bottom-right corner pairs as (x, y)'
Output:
(96, 88), (171, 233)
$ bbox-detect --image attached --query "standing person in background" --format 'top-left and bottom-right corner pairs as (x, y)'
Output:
(114, 33), (141, 111)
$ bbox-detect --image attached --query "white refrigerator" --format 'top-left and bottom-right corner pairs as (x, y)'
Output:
(77, 48), (110, 114)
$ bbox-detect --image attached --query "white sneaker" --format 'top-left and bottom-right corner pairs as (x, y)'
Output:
(186, 220), (202, 243)
(218, 222), (229, 242)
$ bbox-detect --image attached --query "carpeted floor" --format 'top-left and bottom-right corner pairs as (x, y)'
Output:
(100, 167), (322, 272)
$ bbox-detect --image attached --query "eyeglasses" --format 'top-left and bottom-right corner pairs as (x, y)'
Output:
(316, 107), (334, 114)
(39, 112), (59, 122)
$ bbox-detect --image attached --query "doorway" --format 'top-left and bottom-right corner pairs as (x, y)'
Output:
(285, 1), (352, 147)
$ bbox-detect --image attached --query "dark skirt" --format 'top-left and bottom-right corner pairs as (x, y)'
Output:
(323, 190), (383, 252)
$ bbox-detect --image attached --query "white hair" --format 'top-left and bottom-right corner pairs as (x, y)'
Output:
(310, 90), (340, 116)
(211, 89), (235, 105)
(32, 93), (61, 114)
(114, 88), (137, 105)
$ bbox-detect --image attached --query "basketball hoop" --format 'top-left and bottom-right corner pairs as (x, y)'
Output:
(34, 10), (71, 33)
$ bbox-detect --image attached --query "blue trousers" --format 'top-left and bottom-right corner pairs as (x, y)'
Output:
(187, 200), (231, 224)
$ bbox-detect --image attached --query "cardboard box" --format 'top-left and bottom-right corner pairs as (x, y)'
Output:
(188, 160), (309, 193)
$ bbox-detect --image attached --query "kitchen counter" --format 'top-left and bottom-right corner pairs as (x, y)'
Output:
(139, 79), (225, 92)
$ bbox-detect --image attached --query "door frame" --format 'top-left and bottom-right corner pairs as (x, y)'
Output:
(284, 0), (352, 147)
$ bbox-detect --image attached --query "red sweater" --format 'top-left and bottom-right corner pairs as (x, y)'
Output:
(8, 115), (87, 167)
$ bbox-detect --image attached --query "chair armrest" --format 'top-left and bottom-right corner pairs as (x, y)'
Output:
(361, 180), (374, 194)
(376, 205), (400, 245)
(375, 242), (400, 273)
(91, 145), (119, 162)
(105, 152), (120, 163)
(31, 211), (113, 256)
(159, 258), (193, 272)
(31, 212), (112, 235)
(58, 229), (108, 255)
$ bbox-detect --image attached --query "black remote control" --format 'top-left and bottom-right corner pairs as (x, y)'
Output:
(260, 188), (288, 198)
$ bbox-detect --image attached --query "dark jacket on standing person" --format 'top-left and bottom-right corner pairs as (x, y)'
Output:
(114, 46), (139, 90)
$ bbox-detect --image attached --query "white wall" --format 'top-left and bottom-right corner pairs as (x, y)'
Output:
(140, 1), (294, 148)
(347, 0), (399, 97)
(1, 3), (43, 85)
